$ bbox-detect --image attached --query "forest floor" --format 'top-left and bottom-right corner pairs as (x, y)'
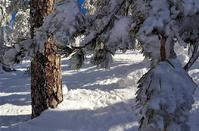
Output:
(0, 49), (198, 131)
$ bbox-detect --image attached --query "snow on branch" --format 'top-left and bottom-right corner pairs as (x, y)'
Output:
(76, 0), (127, 48)
(136, 59), (197, 131)
(35, 0), (86, 53)
(106, 16), (135, 54)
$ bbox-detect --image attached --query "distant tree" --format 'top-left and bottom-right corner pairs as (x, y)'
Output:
(0, 0), (30, 71)
(0, 0), (30, 46)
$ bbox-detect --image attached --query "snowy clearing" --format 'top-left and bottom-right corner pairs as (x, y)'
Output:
(0, 51), (198, 131)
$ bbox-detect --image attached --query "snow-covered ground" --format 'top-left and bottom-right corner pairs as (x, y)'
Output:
(0, 51), (198, 131)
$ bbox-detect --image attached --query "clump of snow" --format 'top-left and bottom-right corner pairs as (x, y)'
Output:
(107, 16), (134, 54)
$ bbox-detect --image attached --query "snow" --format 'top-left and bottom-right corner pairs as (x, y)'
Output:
(0, 51), (198, 131)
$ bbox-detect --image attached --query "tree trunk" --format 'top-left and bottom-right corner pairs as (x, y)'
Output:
(30, 0), (63, 119)
(159, 33), (166, 61)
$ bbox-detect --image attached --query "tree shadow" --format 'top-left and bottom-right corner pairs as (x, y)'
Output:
(0, 70), (30, 93)
(0, 115), (30, 128)
(0, 94), (31, 106)
(23, 99), (139, 131)
(62, 60), (147, 91)
(0, 52), (144, 130)
(0, 70), (31, 128)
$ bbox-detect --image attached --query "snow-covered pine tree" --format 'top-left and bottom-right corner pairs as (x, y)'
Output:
(132, 0), (198, 130)
(34, 1), (198, 129)
(1, 0), (198, 128)
(32, 0), (199, 131)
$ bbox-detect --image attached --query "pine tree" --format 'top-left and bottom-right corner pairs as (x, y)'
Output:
(1, 0), (198, 128)
(131, 0), (198, 130)
(33, 2), (198, 128)
(30, 0), (63, 118)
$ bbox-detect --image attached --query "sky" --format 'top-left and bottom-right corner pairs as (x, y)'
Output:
(78, 0), (86, 13)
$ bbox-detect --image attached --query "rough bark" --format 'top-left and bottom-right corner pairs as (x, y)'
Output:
(30, 0), (63, 119)
(30, 0), (55, 37)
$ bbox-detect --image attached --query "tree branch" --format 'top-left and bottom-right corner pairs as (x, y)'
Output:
(184, 43), (199, 71)
(75, 0), (126, 49)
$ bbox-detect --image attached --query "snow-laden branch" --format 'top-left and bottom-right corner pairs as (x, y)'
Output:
(136, 59), (197, 131)
(76, 0), (127, 48)
(35, 0), (86, 53)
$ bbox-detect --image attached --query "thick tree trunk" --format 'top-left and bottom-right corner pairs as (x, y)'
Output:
(30, 0), (63, 119)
